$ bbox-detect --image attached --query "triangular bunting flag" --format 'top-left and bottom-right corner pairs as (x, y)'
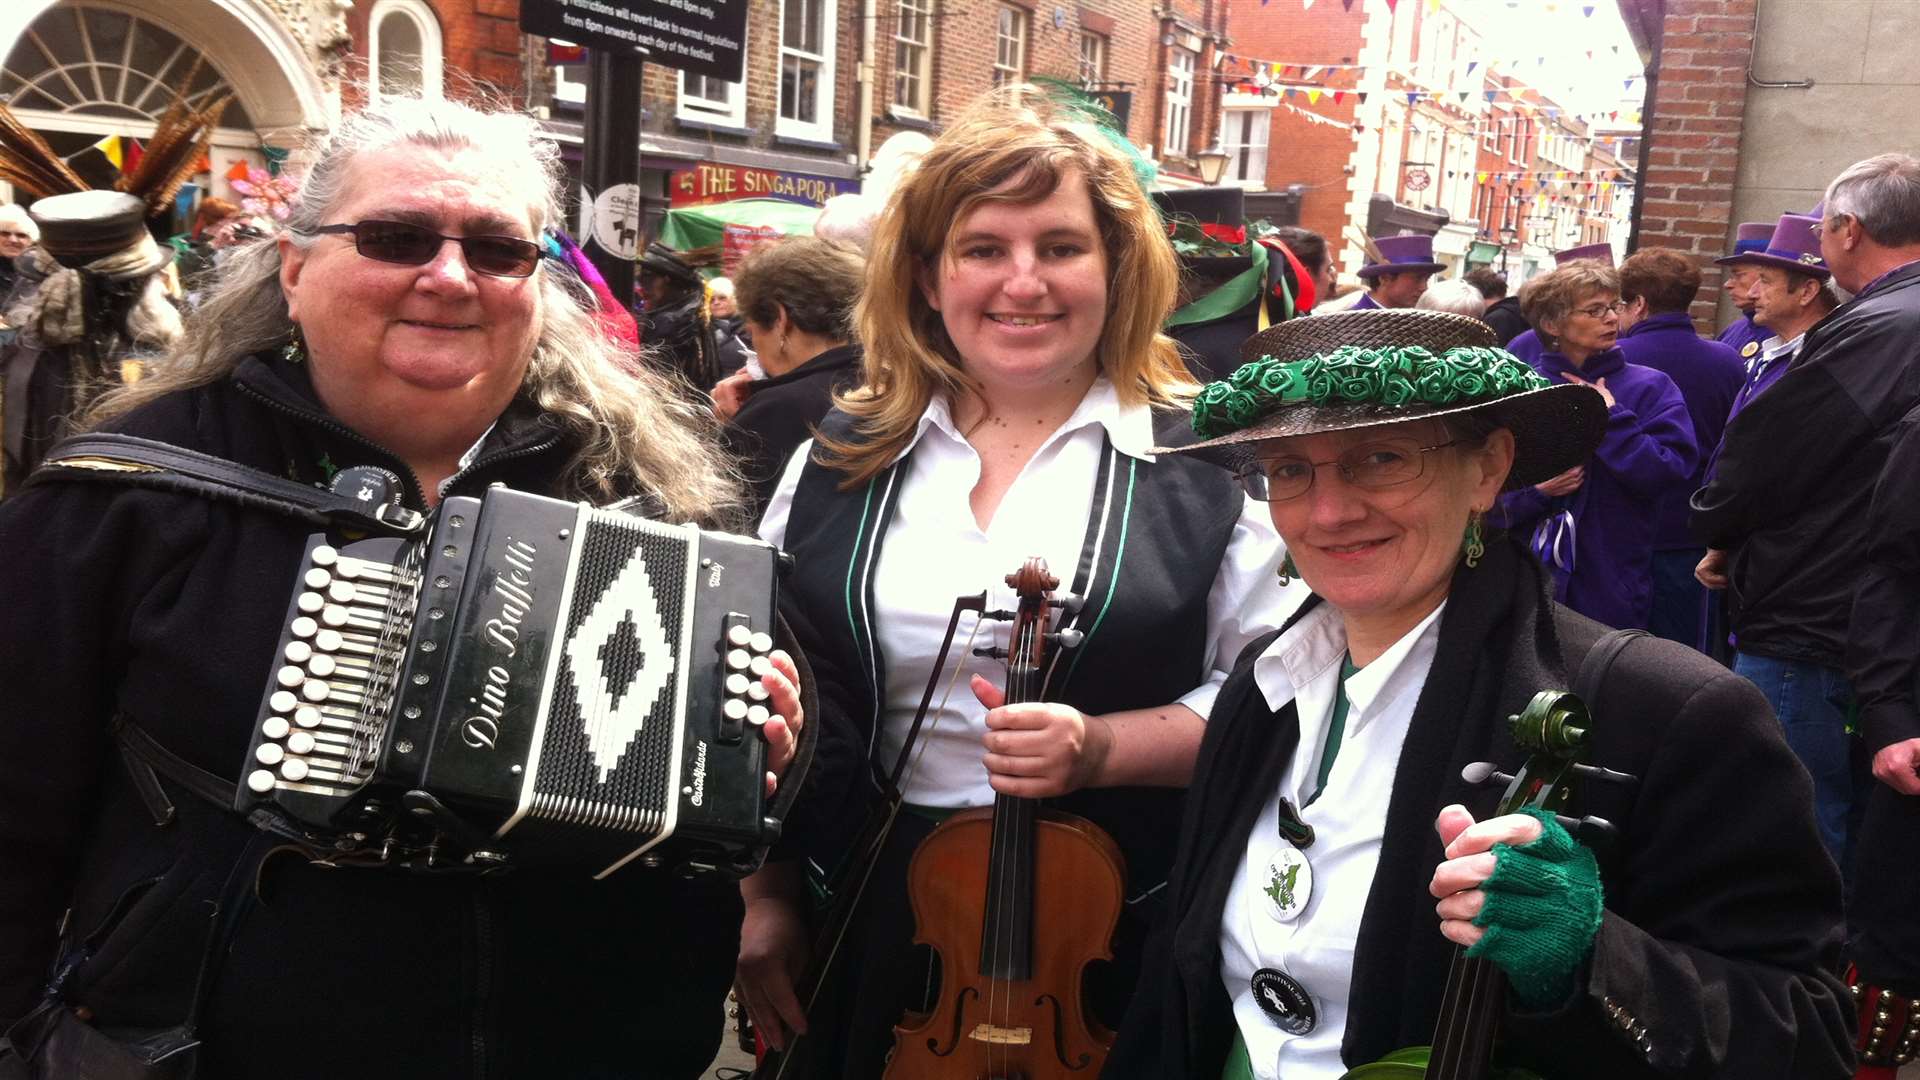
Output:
(1308, 89), (1323, 104)
(1385, 0), (1399, 10)
(1485, 90), (1498, 102)
(122, 138), (144, 175)
(1467, 61), (1479, 75)
(1583, 4), (1596, 14)
(1478, 171), (1490, 184)
(1407, 91), (1420, 105)
(1303, 0), (1315, 8)
(1343, 0), (1356, 10)
(92, 134), (124, 170)
(226, 158), (251, 182)
(1358, 91), (1369, 104)
(1334, 90), (1347, 104)
(1458, 91), (1471, 103)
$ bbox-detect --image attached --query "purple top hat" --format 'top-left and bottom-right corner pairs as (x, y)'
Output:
(1727, 221), (1772, 257)
(1553, 242), (1615, 267)
(1357, 233), (1446, 278)
(1714, 213), (1829, 278)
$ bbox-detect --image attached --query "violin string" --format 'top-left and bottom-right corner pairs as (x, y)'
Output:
(1433, 947), (1466, 1080)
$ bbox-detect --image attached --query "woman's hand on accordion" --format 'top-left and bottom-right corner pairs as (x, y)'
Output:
(762, 649), (806, 798)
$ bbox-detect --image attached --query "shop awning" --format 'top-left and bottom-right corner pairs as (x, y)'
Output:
(657, 198), (821, 251)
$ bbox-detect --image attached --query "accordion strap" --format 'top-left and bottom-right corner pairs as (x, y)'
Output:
(30, 432), (426, 535)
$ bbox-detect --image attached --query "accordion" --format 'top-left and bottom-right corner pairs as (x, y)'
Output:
(234, 485), (787, 879)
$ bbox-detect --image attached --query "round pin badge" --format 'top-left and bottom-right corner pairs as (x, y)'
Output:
(1260, 843), (1313, 922)
(1251, 967), (1318, 1035)
(1741, 340), (1760, 358)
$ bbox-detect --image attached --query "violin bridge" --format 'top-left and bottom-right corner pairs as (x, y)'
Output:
(967, 1023), (1034, 1046)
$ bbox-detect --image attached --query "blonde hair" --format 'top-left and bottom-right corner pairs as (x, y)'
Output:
(88, 94), (740, 525)
(819, 85), (1192, 485)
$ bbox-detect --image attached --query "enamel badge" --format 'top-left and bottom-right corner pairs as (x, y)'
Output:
(1251, 967), (1318, 1035)
(1261, 843), (1313, 922)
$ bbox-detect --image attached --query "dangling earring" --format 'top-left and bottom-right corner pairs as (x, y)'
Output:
(1278, 551), (1299, 586)
(1463, 511), (1486, 569)
(282, 326), (307, 365)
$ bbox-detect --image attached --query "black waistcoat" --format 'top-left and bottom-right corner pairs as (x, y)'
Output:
(776, 406), (1247, 896)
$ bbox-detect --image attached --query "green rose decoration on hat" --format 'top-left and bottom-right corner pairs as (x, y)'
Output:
(1191, 344), (1551, 439)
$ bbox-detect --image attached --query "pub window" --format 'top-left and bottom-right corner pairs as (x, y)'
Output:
(779, 0), (837, 141)
(992, 6), (1027, 89)
(894, 0), (934, 115)
(680, 33), (747, 128)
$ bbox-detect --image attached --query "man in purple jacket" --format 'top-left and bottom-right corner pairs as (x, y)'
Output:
(1495, 260), (1697, 631)
(1715, 222), (1775, 356)
(1613, 248), (1745, 647)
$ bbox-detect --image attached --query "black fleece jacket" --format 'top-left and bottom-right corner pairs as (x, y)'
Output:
(0, 355), (741, 1079)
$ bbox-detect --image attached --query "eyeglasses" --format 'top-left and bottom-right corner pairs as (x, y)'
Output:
(309, 220), (543, 278)
(1573, 300), (1629, 320)
(1235, 439), (1466, 502)
(0, 231), (30, 241)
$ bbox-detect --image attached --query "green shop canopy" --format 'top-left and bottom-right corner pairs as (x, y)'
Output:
(656, 198), (821, 252)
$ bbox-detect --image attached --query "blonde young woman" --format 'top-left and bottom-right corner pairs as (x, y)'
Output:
(733, 87), (1293, 1076)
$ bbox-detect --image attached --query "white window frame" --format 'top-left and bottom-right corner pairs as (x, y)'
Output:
(1079, 30), (1108, 89)
(679, 49), (747, 127)
(1483, 111), (1498, 150)
(993, 6), (1027, 89)
(1511, 118), (1526, 164)
(893, 0), (934, 115)
(1221, 106), (1269, 187)
(368, 0), (444, 100)
(778, 0), (837, 141)
(1165, 46), (1195, 159)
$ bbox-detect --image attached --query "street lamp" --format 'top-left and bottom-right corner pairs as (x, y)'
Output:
(1195, 140), (1230, 185)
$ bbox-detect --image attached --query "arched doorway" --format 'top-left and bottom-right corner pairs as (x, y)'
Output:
(1, 1), (328, 223)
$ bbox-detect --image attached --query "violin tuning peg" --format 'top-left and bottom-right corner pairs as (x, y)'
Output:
(980, 609), (1017, 622)
(1051, 594), (1085, 614)
(1460, 761), (1516, 789)
(972, 646), (1009, 660)
(1050, 628), (1085, 649)
(1570, 762), (1637, 788)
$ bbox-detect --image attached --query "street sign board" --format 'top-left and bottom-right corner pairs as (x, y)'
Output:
(670, 163), (859, 208)
(519, 0), (747, 81)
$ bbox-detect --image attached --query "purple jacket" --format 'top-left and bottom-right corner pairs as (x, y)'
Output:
(1506, 327), (1544, 364)
(1616, 312), (1745, 549)
(1717, 315), (1769, 356)
(1495, 346), (1699, 629)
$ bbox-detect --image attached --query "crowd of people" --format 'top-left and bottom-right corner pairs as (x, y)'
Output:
(0, 84), (1913, 1080)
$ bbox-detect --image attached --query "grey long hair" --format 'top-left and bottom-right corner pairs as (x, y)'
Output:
(89, 95), (741, 525)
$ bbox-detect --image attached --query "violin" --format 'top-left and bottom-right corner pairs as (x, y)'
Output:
(882, 557), (1127, 1080)
(1341, 690), (1634, 1080)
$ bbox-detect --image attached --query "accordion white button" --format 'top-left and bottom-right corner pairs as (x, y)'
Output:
(298, 591), (325, 614)
(749, 632), (774, 655)
(290, 616), (318, 639)
(269, 690), (298, 714)
(255, 743), (285, 765)
(328, 580), (359, 603)
(304, 568), (332, 589)
(294, 706), (322, 728)
(728, 625), (753, 647)
(724, 698), (749, 721)
(246, 769), (277, 793)
(301, 680), (331, 702)
(284, 641), (313, 663)
(320, 605), (349, 627)
(261, 716), (291, 740)
(287, 732), (317, 755)
(315, 629), (344, 652)
(310, 545), (338, 567)
(726, 673), (751, 696)
(276, 666), (305, 688)
(308, 655), (337, 677)
(727, 648), (751, 670)
(747, 682), (770, 702)
(747, 705), (770, 726)
(280, 759), (310, 782)
(749, 656), (773, 678)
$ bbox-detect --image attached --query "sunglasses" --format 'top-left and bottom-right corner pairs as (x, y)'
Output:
(310, 220), (543, 278)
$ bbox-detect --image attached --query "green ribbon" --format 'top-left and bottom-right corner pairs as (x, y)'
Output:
(1166, 241), (1268, 329)
(1190, 344), (1551, 439)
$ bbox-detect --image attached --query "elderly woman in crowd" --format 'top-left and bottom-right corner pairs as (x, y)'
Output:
(0, 95), (801, 1079)
(1416, 277), (1488, 320)
(714, 235), (866, 517)
(0, 203), (37, 308)
(734, 85), (1289, 1076)
(1109, 308), (1850, 1080)
(1492, 260), (1696, 630)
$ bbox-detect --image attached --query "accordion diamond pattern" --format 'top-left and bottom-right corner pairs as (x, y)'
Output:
(532, 516), (689, 832)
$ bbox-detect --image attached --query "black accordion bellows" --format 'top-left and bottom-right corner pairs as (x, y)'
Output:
(235, 486), (786, 879)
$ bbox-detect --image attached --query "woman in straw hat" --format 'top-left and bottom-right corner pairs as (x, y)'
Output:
(1106, 308), (1850, 1079)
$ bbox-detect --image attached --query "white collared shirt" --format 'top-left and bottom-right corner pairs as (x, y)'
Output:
(1756, 331), (1804, 373)
(761, 377), (1295, 807)
(1218, 600), (1448, 1080)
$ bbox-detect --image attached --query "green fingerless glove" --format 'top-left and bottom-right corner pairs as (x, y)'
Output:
(1465, 806), (1603, 1009)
